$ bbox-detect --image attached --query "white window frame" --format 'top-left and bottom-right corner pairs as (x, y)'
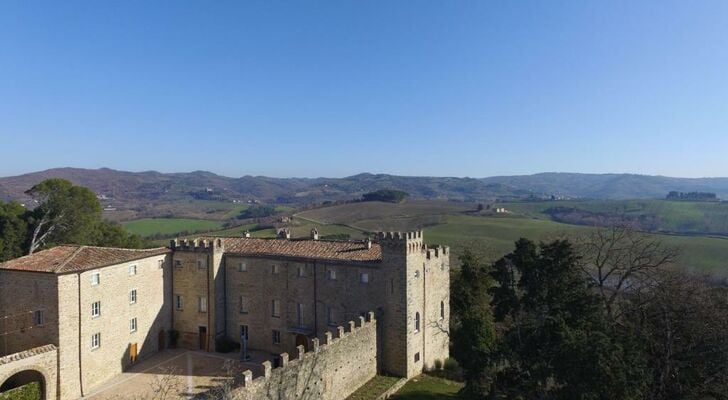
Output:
(197, 259), (206, 270)
(175, 294), (183, 310)
(327, 306), (336, 326)
(271, 264), (279, 274)
(272, 329), (281, 345)
(360, 272), (369, 284)
(128, 264), (137, 276)
(91, 333), (101, 349)
(297, 303), (305, 326)
(271, 299), (280, 317)
(328, 269), (336, 281)
(297, 265), (305, 277)
(414, 312), (421, 333)
(129, 289), (137, 304)
(238, 262), (247, 272)
(91, 301), (101, 318)
(129, 317), (137, 333)
(90, 272), (100, 286)
(239, 296), (248, 313)
(198, 296), (208, 313)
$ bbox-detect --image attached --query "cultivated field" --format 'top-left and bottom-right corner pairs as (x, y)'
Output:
(123, 218), (225, 237)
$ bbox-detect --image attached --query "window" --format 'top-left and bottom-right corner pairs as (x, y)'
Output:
(240, 325), (249, 341)
(271, 299), (280, 317)
(238, 262), (247, 272)
(272, 330), (281, 345)
(197, 259), (206, 270)
(390, 278), (395, 294)
(129, 264), (137, 276)
(327, 306), (336, 326)
(414, 270), (420, 278)
(91, 272), (100, 286)
(158, 259), (164, 269)
(360, 272), (369, 284)
(327, 269), (336, 280)
(297, 265), (305, 277)
(414, 312), (420, 333)
(91, 333), (101, 349)
(239, 296), (249, 313)
(297, 303), (305, 326)
(129, 318), (137, 333)
(91, 301), (101, 318)
(198, 296), (207, 313)
(414, 352), (420, 363)
(129, 289), (137, 304)
(440, 301), (445, 320)
(271, 264), (279, 274)
(34, 310), (44, 326)
(175, 295), (183, 310)
(175, 260), (182, 268)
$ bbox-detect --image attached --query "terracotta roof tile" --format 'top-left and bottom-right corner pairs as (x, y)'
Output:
(0, 245), (171, 274)
(213, 237), (382, 263)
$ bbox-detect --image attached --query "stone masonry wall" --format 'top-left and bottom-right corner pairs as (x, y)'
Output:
(232, 312), (377, 400)
(0, 345), (58, 400)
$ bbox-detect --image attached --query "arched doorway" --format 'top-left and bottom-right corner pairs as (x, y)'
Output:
(0, 369), (45, 400)
(295, 334), (309, 351)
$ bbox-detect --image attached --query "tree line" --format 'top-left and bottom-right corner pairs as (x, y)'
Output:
(0, 179), (144, 262)
(451, 227), (728, 399)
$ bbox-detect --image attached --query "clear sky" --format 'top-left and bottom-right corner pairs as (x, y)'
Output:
(1, 1), (727, 178)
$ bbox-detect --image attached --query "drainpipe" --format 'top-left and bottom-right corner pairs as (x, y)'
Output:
(207, 252), (211, 352)
(313, 261), (318, 337)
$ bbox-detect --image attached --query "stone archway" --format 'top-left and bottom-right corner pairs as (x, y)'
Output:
(0, 369), (46, 399)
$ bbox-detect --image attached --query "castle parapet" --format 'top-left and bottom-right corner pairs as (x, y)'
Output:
(169, 237), (224, 252)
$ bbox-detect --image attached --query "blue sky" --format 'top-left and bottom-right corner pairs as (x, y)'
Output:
(1, 1), (727, 178)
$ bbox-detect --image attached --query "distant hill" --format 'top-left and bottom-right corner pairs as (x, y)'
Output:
(3, 169), (728, 215)
(481, 173), (728, 200)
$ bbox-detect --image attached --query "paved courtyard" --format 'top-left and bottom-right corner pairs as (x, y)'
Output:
(83, 349), (275, 399)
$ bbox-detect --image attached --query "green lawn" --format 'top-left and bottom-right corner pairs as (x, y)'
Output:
(391, 375), (463, 400)
(347, 375), (402, 400)
(122, 218), (225, 237)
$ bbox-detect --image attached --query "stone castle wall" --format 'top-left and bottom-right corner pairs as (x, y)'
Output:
(232, 313), (377, 400)
(0, 345), (58, 400)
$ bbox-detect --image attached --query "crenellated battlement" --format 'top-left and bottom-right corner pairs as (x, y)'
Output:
(425, 245), (449, 260)
(377, 230), (423, 242)
(230, 312), (377, 400)
(169, 237), (224, 252)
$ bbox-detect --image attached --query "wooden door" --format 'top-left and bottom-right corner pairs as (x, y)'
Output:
(129, 343), (138, 364)
(199, 326), (207, 350)
(158, 329), (166, 350)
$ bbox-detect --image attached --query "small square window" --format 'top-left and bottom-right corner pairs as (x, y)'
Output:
(327, 269), (336, 280)
(129, 265), (137, 276)
(175, 260), (182, 268)
(158, 259), (164, 269)
(198, 296), (207, 313)
(90, 272), (100, 286)
(91, 333), (101, 349)
(271, 264), (279, 274)
(272, 330), (281, 345)
(414, 352), (420, 363)
(414, 270), (420, 278)
(129, 318), (137, 333)
(297, 265), (305, 277)
(91, 301), (101, 318)
(34, 310), (44, 326)
(129, 289), (137, 304)
(360, 273), (369, 284)
(238, 262), (247, 272)
(197, 260), (206, 270)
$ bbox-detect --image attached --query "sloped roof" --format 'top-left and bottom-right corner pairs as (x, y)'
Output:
(216, 237), (382, 263)
(0, 245), (170, 274)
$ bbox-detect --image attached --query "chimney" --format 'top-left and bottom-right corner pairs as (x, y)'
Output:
(242, 231), (251, 238)
(310, 228), (319, 240)
(365, 237), (372, 249)
(277, 228), (291, 240)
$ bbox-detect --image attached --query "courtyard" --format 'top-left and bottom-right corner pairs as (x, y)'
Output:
(83, 349), (275, 399)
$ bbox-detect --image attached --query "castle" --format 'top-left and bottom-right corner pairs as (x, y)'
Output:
(0, 230), (450, 399)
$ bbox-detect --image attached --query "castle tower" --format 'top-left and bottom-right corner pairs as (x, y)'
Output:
(377, 231), (450, 377)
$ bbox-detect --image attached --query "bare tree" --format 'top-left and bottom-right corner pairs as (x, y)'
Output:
(577, 226), (678, 321)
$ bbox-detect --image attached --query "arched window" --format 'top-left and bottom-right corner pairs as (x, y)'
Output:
(440, 301), (445, 320)
(414, 312), (420, 333)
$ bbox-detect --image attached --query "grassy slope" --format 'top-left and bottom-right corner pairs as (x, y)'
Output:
(390, 375), (463, 399)
(122, 218), (225, 237)
(501, 199), (728, 234)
